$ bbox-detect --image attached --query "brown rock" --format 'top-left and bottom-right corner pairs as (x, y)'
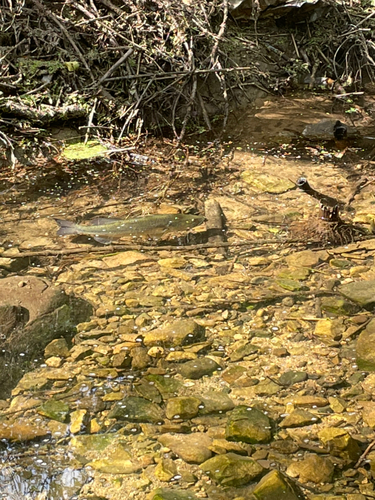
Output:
(158, 432), (213, 464)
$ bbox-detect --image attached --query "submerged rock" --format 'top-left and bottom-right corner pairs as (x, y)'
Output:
(143, 319), (205, 347)
(108, 396), (164, 423)
(279, 409), (319, 428)
(356, 318), (375, 370)
(318, 428), (361, 463)
(44, 338), (70, 358)
(252, 469), (305, 500)
(38, 400), (70, 423)
(148, 489), (200, 500)
(314, 318), (344, 341)
(225, 406), (272, 444)
(165, 397), (201, 420)
(158, 432), (213, 464)
(286, 454), (334, 483)
(200, 452), (264, 486)
(177, 357), (221, 379)
(154, 458), (178, 481)
(278, 371), (308, 386)
(198, 390), (235, 414)
(338, 280), (375, 308)
(0, 419), (51, 442)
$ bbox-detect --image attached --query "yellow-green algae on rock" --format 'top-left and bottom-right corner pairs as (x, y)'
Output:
(62, 140), (108, 160)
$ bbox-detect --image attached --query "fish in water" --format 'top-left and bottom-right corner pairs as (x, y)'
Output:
(54, 214), (205, 244)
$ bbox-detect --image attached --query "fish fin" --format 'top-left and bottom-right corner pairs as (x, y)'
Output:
(54, 218), (79, 236)
(90, 217), (122, 225)
(93, 235), (113, 245)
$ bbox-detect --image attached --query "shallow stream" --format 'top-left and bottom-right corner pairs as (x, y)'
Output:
(1, 93), (375, 500)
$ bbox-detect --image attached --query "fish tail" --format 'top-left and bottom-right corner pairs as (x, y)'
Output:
(54, 218), (80, 236)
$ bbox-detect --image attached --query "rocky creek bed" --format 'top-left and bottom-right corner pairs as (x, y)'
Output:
(1, 96), (375, 499)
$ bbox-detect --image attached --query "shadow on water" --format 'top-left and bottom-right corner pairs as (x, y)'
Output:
(0, 297), (93, 400)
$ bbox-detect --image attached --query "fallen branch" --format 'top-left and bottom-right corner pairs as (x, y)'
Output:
(102, 65), (257, 82)
(0, 238), (289, 258)
(2, 234), (374, 258)
(0, 101), (87, 124)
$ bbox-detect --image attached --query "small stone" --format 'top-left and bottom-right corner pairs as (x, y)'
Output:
(135, 378), (162, 403)
(131, 346), (151, 370)
(273, 347), (289, 357)
(247, 256), (270, 266)
(88, 442), (146, 474)
(222, 365), (247, 384)
(287, 454), (334, 484)
(112, 351), (131, 368)
(314, 318), (343, 341)
(356, 319), (375, 370)
(361, 402), (375, 428)
(148, 488), (200, 500)
(198, 390), (235, 414)
(11, 369), (49, 395)
(285, 395), (328, 407)
(165, 397), (201, 420)
(135, 312), (153, 327)
(69, 344), (94, 361)
(165, 351), (197, 362)
(154, 458), (178, 481)
(9, 395), (42, 413)
(143, 319), (205, 347)
(158, 257), (187, 269)
(229, 342), (259, 362)
(145, 374), (183, 399)
(139, 295), (164, 307)
(82, 368), (117, 379)
(210, 438), (253, 456)
(279, 409), (320, 428)
(270, 440), (299, 454)
(70, 409), (88, 434)
(285, 249), (328, 268)
(278, 371), (308, 386)
(108, 396), (164, 423)
(102, 251), (152, 268)
(252, 469), (305, 500)
(38, 400), (70, 423)
(102, 390), (128, 402)
(231, 379), (280, 398)
(362, 373), (375, 393)
(328, 396), (346, 413)
(45, 356), (62, 367)
(44, 338), (70, 358)
(148, 346), (165, 358)
(318, 428), (361, 463)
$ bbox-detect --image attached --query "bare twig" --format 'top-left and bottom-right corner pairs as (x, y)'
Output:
(97, 48), (134, 85)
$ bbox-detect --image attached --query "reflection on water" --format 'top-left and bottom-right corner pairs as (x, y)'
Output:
(0, 443), (88, 499)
